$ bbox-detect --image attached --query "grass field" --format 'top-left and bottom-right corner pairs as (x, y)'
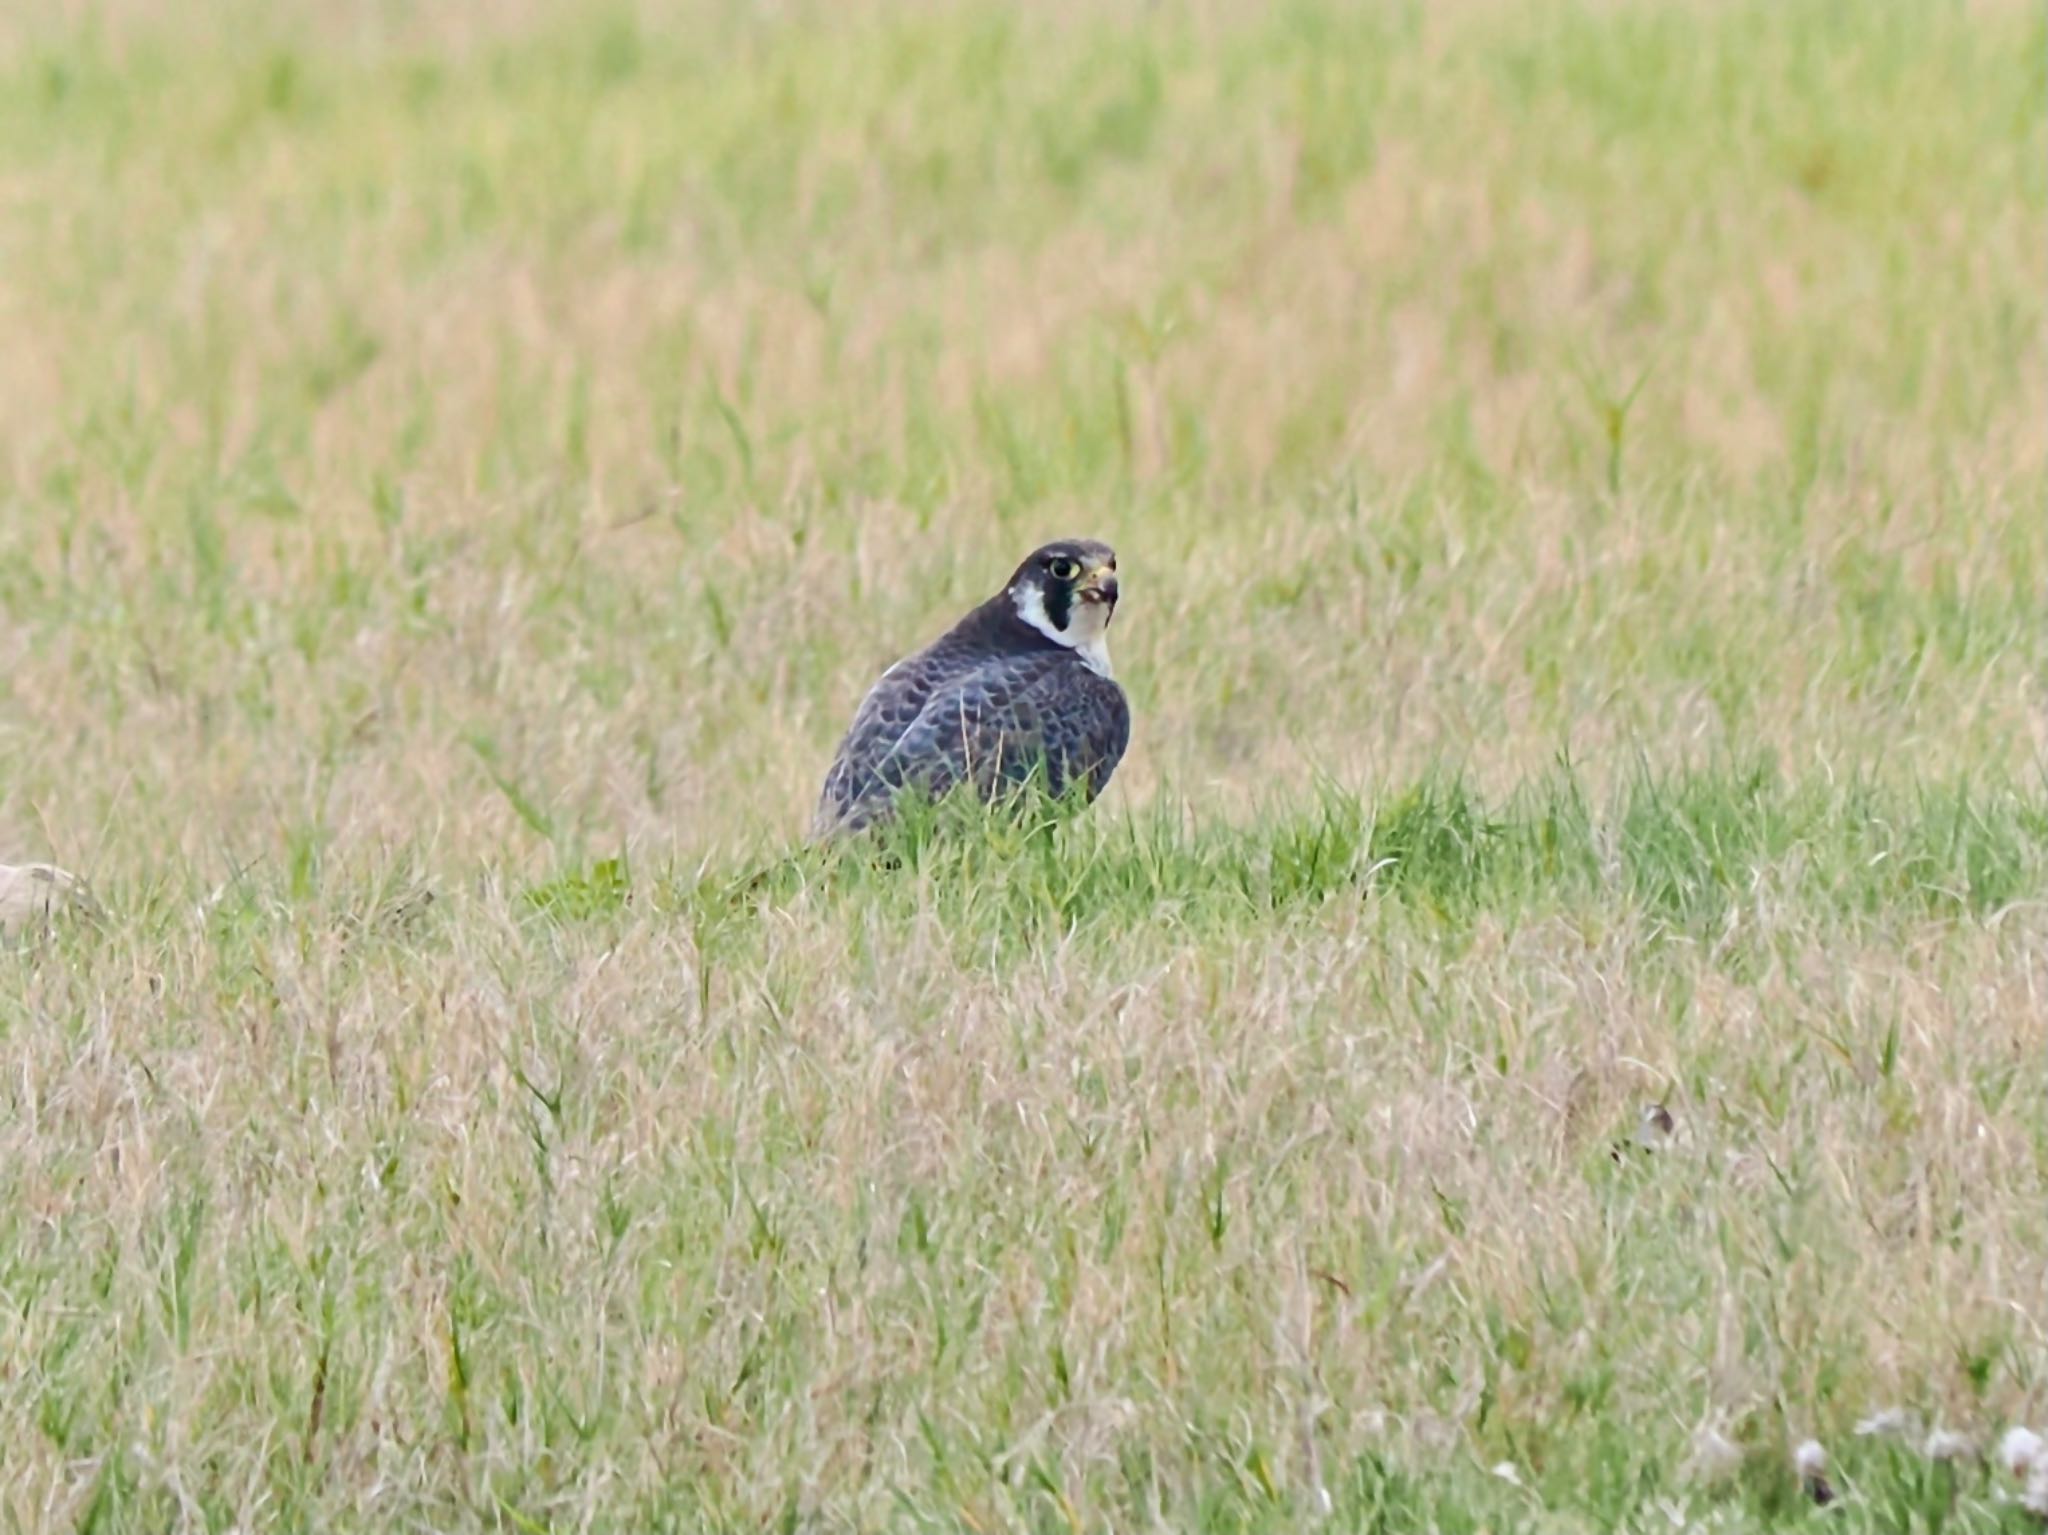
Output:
(2, 0), (2045, 1528)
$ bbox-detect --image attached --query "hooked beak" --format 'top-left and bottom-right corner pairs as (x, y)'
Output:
(1077, 564), (1119, 611)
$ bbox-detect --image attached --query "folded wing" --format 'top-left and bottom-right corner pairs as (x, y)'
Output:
(817, 651), (1129, 834)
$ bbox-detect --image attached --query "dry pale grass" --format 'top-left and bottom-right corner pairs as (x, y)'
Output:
(0, 0), (2043, 1528)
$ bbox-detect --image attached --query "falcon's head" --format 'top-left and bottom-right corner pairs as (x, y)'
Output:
(1005, 538), (1120, 675)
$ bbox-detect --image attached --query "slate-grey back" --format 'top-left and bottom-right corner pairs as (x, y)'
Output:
(814, 540), (1131, 836)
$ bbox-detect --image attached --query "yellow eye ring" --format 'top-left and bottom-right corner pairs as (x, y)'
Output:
(1046, 556), (1082, 581)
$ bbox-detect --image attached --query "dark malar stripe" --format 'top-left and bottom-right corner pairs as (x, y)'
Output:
(1041, 579), (1073, 632)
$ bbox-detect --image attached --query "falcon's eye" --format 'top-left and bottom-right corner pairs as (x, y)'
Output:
(1045, 556), (1082, 582)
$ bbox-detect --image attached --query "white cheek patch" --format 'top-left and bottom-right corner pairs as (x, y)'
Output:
(1013, 584), (1114, 680)
(1012, 583), (1058, 637)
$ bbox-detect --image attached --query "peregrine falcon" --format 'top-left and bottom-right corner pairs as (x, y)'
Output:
(814, 539), (1131, 836)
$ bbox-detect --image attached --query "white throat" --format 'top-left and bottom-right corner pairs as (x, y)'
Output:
(1013, 584), (1114, 679)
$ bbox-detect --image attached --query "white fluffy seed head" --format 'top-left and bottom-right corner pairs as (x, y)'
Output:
(1924, 1428), (1976, 1463)
(2023, 1460), (2048, 1519)
(2000, 1427), (2046, 1479)
(1856, 1407), (1916, 1439)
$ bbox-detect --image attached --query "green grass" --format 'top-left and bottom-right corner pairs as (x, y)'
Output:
(1, 0), (2045, 1529)
(694, 765), (2048, 947)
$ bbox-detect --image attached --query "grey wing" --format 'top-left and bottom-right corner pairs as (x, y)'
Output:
(1045, 667), (1130, 799)
(851, 655), (1130, 821)
(815, 643), (970, 835)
